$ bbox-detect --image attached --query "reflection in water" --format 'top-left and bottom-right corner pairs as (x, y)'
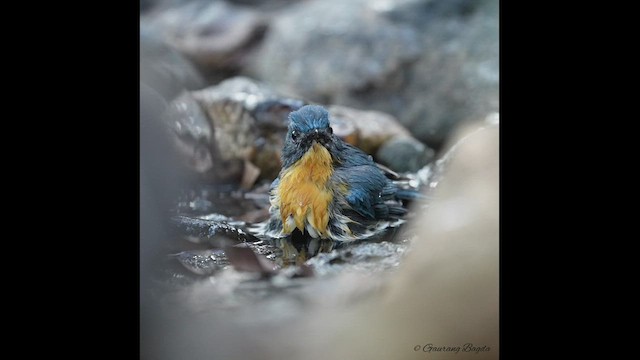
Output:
(273, 234), (336, 267)
(167, 205), (410, 279)
(270, 224), (405, 267)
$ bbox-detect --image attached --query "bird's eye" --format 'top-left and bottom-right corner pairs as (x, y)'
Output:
(291, 130), (298, 140)
(327, 126), (333, 134)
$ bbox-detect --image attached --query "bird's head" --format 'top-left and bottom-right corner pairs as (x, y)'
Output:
(281, 105), (337, 168)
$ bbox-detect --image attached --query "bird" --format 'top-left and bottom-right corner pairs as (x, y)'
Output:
(254, 104), (418, 243)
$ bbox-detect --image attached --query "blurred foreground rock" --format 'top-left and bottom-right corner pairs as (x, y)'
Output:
(304, 121), (500, 360)
(140, 25), (206, 102)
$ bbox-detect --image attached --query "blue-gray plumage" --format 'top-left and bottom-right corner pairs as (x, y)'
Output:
(259, 104), (413, 242)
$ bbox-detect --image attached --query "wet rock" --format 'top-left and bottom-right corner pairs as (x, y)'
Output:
(141, 0), (267, 79)
(328, 105), (411, 155)
(175, 184), (268, 220)
(162, 77), (304, 185)
(328, 105), (434, 172)
(140, 26), (206, 101)
(246, 0), (421, 102)
(172, 249), (229, 275)
(163, 91), (216, 176)
(164, 75), (434, 182)
(185, 197), (214, 213)
(408, 112), (499, 193)
(306, 241), (409, 277)
(236, 207), (270, 223)
(225, 244), (277, 276)
(197, 213), (247, 227)
(188, 76), (305, 184)
(171, 215), (261, 245)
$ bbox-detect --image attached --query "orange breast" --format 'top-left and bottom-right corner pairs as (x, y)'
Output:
(278, 143), (333, 237)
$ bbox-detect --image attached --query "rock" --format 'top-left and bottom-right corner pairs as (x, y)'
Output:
(164, 77), (435, 182)
(418, 111), (499, 190)
(190, 77), (305, 184)
(246, 0), (421, 102)
(306, 241), (409, 277)
(245, 0), (498, 149)
(226, 0), (303, 10)
(376, 137), (435, 173)
(337, 0), (499, 148)
(383, 1), (498, 147)
(140, 0), (156, 13)
(163, 91), (216, 176)
(328, 105), (410, 154)
(140, 81), (196, 313)
(327, 105), (434, 172)
(225, 243), (277, 276)
(172, 249), (228, 276)
(170, 215), (261, 245)
(140, 25), (206, 101)
(375, 0), (486, 23)
(240, 159), (261, 190)
(164, 76), (306, 184)
(141, 0), (267, 80)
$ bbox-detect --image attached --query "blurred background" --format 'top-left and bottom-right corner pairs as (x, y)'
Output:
(140, 0), (498, 359)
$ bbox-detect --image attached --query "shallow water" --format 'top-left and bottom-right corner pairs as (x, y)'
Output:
(147, 159), (432, 311)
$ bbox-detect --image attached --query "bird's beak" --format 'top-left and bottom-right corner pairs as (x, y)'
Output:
(310, 128), (325, 143)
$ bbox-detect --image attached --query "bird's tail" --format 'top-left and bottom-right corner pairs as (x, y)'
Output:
(395, 188), (429, 201)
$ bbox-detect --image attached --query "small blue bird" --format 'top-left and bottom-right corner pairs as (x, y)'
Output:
(256, 105), (417, 242)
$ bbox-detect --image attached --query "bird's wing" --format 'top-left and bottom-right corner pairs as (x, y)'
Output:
(334, 164), (390, 220)
(375, 162), (400, 180)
